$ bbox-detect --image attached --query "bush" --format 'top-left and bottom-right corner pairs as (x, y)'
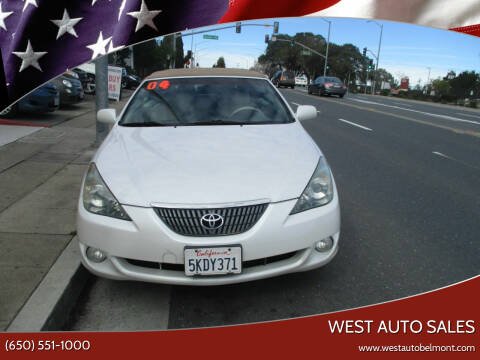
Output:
(469, 100), (477, 108)
(380, 89), (390, 96)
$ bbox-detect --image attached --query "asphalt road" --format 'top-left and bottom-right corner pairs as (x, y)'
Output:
(65, 90), (480, 331)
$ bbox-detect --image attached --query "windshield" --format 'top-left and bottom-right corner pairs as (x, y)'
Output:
(325, 77), (342, 83)
(119, 77), (295, 127)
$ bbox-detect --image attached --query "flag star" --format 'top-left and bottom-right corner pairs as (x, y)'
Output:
(127, 0), (162, 32)
(51, 9), (82, 39)
(87, 31), (112, 60)
(118, 0), (126, 20)
(13, 40), (47, 72)
(22, 0), (38, 12)
(0, 3), (13, 31)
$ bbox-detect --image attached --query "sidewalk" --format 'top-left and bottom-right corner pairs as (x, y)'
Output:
(0, 95), (129, 331)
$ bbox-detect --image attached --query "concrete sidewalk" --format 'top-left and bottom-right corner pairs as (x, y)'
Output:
(0, 95), (129, 331)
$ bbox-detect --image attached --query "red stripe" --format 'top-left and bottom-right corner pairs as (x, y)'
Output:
(219, 0), (341, 23)
(0, 119), (50, 127)
(450, 24), (480, 37)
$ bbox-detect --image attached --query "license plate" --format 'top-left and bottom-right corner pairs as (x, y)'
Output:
(184, 246), (242, 276)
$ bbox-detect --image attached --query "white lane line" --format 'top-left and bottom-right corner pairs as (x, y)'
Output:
(456, 112), (480, 119)
(338, 118), (372, 131)
(432, 151), (480, 170)
(291, 102), (301, 107)
(393, 102), (413, 107)
(432, 151), (451, 159)
(350, 98), (480, 125)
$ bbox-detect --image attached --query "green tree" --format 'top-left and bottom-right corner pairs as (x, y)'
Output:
(214, 57), (226, 68)
(432, 79), (451, 95)
(448, 71), (479, 99)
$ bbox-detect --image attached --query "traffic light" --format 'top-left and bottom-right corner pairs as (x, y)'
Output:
(368, 59), (373, 69)
(273, 21), (279, 34)
(265, 34), (269, 43)
(290, 40), (294, 47)
(236, 22), (241, 33)
(362, 47), (367, 57)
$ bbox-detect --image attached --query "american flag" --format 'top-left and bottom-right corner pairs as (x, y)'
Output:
(1, 0), (479, 110)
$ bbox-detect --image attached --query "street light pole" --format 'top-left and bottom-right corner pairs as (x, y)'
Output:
(367, 20), (383, 95)
(426, 67), (431, 92)
(322, 19), (331, 77)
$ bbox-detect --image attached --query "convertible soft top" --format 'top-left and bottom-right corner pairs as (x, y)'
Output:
(145, 68), (268, 80)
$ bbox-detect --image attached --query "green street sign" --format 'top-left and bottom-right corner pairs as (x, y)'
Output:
(301, 50), (311, 56)
(203, 34), (219, 40)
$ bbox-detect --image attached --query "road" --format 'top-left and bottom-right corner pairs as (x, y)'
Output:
(65, 89), (480, 331)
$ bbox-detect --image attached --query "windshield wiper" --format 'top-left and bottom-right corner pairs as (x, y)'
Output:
(184, 120), (243, 126)
(120, 121), (168, 127)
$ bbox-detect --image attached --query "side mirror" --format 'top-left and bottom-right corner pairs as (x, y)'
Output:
(97, 108), (117, 125)
(296, 105), (317, 121)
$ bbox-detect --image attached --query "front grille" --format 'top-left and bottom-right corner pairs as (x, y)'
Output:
(154, 203), (268, 236)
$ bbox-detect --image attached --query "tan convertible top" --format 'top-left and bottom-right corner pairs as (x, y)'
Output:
(145, 68), (268, 80)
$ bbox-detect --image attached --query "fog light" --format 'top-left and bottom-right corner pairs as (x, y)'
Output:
(86, 247), (106, 263)
(315, 237), (334, 252)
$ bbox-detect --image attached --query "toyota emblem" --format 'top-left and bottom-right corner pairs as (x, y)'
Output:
(200, 213), (224, 230)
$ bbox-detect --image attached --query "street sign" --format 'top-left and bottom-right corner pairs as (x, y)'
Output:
(203, 34), (219, 40)
(301, 50), (311, 56)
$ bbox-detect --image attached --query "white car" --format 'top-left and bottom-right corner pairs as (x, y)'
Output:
(295, 75), (308, 86)
(77, 68), (340, 285)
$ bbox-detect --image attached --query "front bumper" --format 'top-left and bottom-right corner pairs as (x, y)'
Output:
(77, 193), (340, 285)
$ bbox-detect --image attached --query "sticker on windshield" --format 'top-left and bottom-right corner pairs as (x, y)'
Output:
(159, 80), (170, 90)
(146, 80), (170, 90)
(146, 81), (157, 90)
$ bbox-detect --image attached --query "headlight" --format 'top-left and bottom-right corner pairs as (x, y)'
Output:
(65, 70), (79, 79)
(82, 163), (131, 220)
(290, 157), (334, 214)
(62, 79), (72, 88)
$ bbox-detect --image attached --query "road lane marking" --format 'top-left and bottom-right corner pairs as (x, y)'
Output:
(350, 98), (480, 125)
(338, 118), (372, 131)
(291, 102), (301, 106)
(432, 151), (451, 159)
(432, 151), (480, 171)
(296, 92), (480, 138)
(456, 112), (480, 119)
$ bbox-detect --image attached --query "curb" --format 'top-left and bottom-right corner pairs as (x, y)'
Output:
(6, 237), (91, 332)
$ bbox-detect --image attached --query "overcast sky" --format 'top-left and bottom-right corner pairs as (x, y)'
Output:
(176, 17), (480, 86)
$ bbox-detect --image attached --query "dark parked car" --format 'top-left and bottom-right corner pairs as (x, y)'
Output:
(0, 82), (59, 118)
(121, 68), (141, 89)
(271, 70), (295, 89)
(73, 68), (95, 94)
(52, 73), (84, 105)
(308, 76), (347, 98)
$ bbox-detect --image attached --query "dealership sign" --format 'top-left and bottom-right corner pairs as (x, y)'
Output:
(108, 66), (122, 101)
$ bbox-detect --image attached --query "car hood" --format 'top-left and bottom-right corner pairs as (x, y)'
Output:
(94, 123), (320, 207)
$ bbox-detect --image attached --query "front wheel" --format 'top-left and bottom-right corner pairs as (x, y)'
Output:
(339, 94), (344, 98)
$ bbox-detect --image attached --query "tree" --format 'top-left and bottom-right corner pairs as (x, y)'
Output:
(432, 79), (451, 96)
(214, 57), (226, 68)
(448, 71), (479, 99)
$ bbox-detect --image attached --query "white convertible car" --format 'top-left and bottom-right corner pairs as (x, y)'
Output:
(77, 68), (340, 285)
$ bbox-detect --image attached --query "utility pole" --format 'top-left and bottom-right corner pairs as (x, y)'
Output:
(322, 19), (331, 77)
(95, 55), (109, 144)
(367, 20), (383, 95)
(172, 34), (176, 69)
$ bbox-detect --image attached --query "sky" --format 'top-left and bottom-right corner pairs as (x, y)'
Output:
(175, 17), (480, 86)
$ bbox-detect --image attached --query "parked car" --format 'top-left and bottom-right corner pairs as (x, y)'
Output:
(295, 75), (308, 87)
(121, 68), (141, 89)
(73, 67), (96, 94)
(271, 70), (295, 88)
(77, 68), (340, 285)
(308, 76), (347, 98)
(0, 82), (59, 118)
(52, 73), (84, 105)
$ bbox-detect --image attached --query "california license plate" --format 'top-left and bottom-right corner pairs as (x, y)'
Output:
(184, 246), (242, 276)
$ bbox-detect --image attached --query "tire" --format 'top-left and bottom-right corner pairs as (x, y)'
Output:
(339, 94), (344, 98)
(0, 104), (18, 118)
(291, 85), (294, 89)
